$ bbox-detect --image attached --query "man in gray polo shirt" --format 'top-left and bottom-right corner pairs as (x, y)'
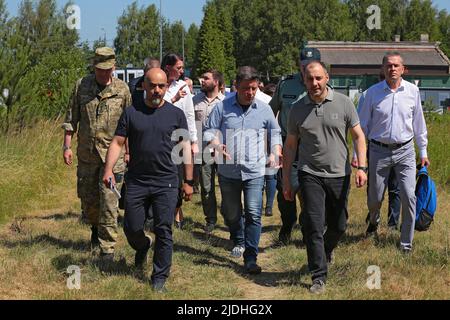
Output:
(283, 61), (368, 294)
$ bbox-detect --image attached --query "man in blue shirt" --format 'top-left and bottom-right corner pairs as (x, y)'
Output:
(204, 66), (282, 274)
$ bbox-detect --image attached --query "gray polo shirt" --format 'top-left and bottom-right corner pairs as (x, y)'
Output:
(287, 88), (360, 178)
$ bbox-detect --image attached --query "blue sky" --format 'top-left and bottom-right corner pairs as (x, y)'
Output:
(4, 0), (450, 46)
(5, 0), (208, 46)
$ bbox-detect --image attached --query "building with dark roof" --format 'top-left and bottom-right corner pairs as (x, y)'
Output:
(306, 39), (450, 111)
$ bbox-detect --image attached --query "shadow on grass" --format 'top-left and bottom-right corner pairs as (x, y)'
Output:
(174, 243), (310, 288)
(23, 211), (80, 221)
(191, 231), (232, 250)
(0, 233), (90, 251)
(51, 253), (138, 279)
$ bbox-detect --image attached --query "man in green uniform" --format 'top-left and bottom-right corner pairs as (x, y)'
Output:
(62, 47), (132, 261)
(270, 47), (321, 244)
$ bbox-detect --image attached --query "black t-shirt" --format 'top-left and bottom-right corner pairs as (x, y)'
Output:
(115, 102), (189, 187)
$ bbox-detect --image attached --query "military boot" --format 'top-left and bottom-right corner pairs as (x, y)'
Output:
(90, 225), (100, 253)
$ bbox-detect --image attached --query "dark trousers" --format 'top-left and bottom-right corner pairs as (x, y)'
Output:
(298, 172), (350, 283)
(200, 162), (218, 225)
(276, 168), (298, 231)
(276, 135), (299, 233)
(123, 177), (178, 284)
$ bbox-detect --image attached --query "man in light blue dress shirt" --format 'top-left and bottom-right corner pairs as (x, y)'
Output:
(358, 52), (430, 253)
(204, 66), (282, 274)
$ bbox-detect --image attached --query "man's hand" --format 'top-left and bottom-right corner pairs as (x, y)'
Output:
(183, 183), (194, 201)
(124, 153), (130, 165)
(213, 143), (231, 160)
(421, 157), (430, 168)
(268, 152), (283, 169)
(63, 149), (73, 166)
(191, 142), (199, 155)
(355, 170), (368, 188)
(102, 170), (115, 189)
(351, 156), (358, 168)
(282, 181), (294, 201)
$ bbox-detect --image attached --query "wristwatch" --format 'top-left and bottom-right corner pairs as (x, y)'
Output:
(184, 179), (195, 187)
(357, 166), (368, 173)
(63, 145), (71, 151)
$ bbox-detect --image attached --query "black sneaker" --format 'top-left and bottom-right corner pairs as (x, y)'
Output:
(152, 281), (167, 293)
(204, 223), (215, 235)
(326, 251), (334, 265)
(99, 252), (114, 263)
(174, 220), (184, 230)
(365, 223), (378, 238)
(278, 228), (292, 245)
(245, 262), (262, 275)
(264, 208), (273, 217)
(310, 279), (326, 294)
(135, 235), (153, 270)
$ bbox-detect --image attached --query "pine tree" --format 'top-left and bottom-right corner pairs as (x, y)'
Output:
(114, 2), (160, 67)
(195, 2), (226, 78)
(185, 23), (199, 71)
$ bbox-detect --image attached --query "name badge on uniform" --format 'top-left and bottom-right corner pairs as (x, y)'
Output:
(282, 94), (297, 100)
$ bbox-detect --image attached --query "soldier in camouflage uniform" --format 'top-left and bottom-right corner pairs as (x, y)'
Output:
(270, 47), (321, 244)
(62, 47), (132, 261)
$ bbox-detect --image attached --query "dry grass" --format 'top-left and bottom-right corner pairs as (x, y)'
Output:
(0, 119), (448, 300)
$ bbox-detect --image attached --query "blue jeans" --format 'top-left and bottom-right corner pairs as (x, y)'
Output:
(264, 174), (277, 211)
(218, 175), (264, 264)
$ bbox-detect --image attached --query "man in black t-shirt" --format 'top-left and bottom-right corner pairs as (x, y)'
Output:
(103, 68), (194, 293)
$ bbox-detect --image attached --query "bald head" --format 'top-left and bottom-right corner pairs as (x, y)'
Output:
(143, 68), (168, 108)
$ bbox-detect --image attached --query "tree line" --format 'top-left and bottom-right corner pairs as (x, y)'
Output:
(0, 0), (449, 130)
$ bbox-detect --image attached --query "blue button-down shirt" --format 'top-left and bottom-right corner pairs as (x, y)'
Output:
(204, 96), (282, 181)
(358, 79), (428, 158)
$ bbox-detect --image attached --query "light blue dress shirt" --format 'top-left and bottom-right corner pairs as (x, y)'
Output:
(358, 79), (428, 158)
(204, 96), (282, 181)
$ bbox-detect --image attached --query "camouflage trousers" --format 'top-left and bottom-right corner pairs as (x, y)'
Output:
(77, 158), (124, 254)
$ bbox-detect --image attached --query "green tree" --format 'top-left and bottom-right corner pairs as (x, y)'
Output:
(195, 2), (226, 78)
(185, 23), (199, 71)
(0, 0), (84, 130)
(216, 3), (235, 83)
(344, 0), (408, 41)
(404, 0), (440, 41)
(114, 2), (160, 68)
(16, 0), (78, 64)
(437, 9), (450, 57)
(163, 20), (185, 58)
(21, 48), (86, 120)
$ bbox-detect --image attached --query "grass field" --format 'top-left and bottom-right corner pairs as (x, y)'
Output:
(0, 117), (448, 300)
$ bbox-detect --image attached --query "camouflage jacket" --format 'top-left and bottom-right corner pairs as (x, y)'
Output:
(62, 74), (131, 172)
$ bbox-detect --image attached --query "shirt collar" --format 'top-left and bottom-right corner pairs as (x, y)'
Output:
(232, 95), (257, 110)
(304, 86), (334, 105)
(383, 79), (405, 92)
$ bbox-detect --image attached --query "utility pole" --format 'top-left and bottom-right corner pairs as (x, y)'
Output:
(101, 28), (106, 46)
(159, 0), (163, 63)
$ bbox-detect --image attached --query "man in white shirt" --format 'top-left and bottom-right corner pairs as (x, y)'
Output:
(358, 52), (430, 253)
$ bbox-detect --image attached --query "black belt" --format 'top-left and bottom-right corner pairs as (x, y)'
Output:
(370, 138), (412, 150)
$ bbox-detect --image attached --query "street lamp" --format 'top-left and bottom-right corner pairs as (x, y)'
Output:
(101, 28), (106, 46)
